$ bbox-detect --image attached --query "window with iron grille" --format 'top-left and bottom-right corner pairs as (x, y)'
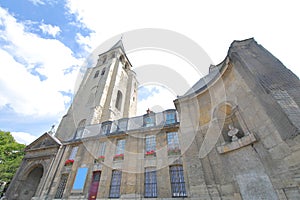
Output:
(144, 168), (157, 198)
(145, 135), (156, 156)
(169, 165), (187, 197)
(55, 174), (69, 199)
(109, 170), (122, 198)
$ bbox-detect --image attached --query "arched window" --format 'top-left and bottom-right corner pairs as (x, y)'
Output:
(78, 119), (86, 128)
(94, 70), (99, 78)
(115, 90), (123, 110)
(75, 119), (86, 139)
(101, 67), (106, 75)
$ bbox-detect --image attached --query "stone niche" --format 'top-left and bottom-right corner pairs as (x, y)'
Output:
(214, 103), (257, 154)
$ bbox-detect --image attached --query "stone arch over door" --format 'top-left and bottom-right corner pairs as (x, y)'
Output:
(18, 164), (44, 200)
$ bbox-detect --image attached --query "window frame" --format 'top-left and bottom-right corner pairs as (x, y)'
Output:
(115, 90), (123, 110)
(54, 173), (69, 199)
(144, 168), (157, 198)
(143, 113), (155, 127)
(164, 110), (177, 125)
(101, 121), (112, 135)
(115, 139), (126, 155)
(145, 135), (156, 156)
(109, 170), (122, 198)
(169, 165), (187, 197)
(69, 146), (78, 160)
(94, 70), (100, 78)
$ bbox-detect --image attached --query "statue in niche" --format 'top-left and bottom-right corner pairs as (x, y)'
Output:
(227, 124), (239, 142)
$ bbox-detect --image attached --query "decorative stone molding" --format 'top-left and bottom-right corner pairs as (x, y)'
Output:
(217, 133), (257, 154)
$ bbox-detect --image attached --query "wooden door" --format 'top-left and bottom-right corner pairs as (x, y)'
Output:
(88, 171), (101, 200)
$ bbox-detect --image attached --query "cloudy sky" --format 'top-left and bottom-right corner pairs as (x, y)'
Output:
(0, 0), (299, 144)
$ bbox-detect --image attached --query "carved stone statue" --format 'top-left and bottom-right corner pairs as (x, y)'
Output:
(228, 124), (239, 142)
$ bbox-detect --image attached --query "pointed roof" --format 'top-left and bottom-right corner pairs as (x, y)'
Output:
(109, 38), (125, 52)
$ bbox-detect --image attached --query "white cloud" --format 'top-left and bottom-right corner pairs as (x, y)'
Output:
(27, 0), (45, 6)
(65, 0), (300, 79)
(11, 131), (38, 145)
(137, 85), (176, 116)
(0, 7), (82, 117)
(39, 23), (61, 37)
(64, 0), (300, 116)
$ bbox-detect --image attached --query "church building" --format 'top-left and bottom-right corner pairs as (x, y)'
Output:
(6, 38), (300, 199)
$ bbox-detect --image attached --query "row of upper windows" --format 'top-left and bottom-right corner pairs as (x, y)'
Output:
(99, 111), (177, 135)
(68, 132), (180, 164)
(74, 111), (178, 139)
(55, 165), (187, 199)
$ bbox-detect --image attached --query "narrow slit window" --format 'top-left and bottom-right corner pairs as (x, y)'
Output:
(115, 90), (123, 110)
(94, 70), (99, 78)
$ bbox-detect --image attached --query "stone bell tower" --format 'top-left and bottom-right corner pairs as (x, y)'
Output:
(55, 40), (138, 141)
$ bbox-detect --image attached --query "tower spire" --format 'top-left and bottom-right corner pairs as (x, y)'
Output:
(109, 35), (125, 52)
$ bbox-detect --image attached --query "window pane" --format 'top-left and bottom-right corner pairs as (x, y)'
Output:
(144, 115), (155, 127)
(101, 124), (111, 135)
(167, 132), (180, 149)
(118, 119), (128, 132)
(69, 146), (78, 160)
(144, 168), (157, 197)
(116, 139), (126, 155)
(99, 142), (106, 156)
(73, 168), (88, 191)
(145, 135), (156, 152)
(166, 112), (176, 124)
(94, 70), (99, 78)
(109, 170), (122, 198)
(55, 174), (68, 199)
(170, 166), (187, 197)
(115, 91), (123, 110)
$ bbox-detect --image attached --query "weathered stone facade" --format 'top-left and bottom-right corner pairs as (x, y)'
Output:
(6, 38), (300, 199)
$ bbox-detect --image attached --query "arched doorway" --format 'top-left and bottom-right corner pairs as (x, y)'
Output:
(19, 165), (44, 200)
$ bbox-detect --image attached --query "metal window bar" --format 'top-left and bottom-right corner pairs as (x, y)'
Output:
(144, 169), (157, 197)
(170, 166), (187, 197)
(109, 170), (122, 198)
(54, 174), (69, 199)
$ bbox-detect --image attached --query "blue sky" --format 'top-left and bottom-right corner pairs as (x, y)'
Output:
(0, 0), (299, 144)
